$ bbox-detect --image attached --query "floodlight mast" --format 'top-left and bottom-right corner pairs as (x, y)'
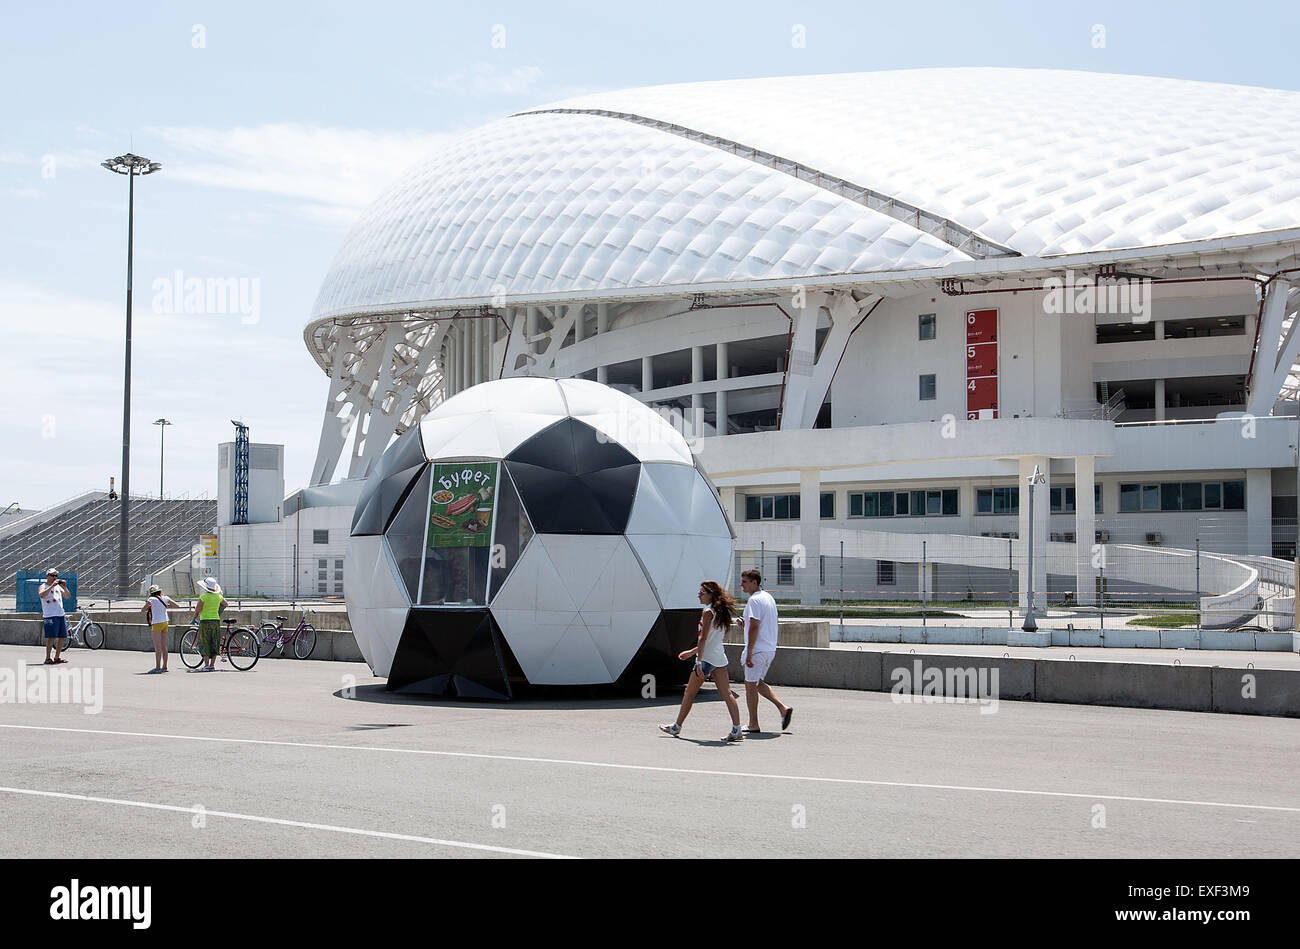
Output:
(102, 153), (162, 596)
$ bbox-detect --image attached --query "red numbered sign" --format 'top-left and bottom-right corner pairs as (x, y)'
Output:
(965, 308), (998, 420)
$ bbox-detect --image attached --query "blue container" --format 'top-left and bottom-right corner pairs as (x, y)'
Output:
(18, 570), (77, 614)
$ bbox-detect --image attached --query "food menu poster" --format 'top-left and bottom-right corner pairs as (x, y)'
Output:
(965, 308), (999, 420)
(427, 462), (497, 548)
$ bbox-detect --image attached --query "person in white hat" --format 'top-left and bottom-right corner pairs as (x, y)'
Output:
(38, 568), (71, 665)
(190, 577), (227, 671)
(140, 584), (181, 673)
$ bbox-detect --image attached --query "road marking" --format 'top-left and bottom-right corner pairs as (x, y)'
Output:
(0, 784), (576, 859)
(4, 722), (1299, 815)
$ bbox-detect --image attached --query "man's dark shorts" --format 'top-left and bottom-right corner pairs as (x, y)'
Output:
(43, 616), (68, 639)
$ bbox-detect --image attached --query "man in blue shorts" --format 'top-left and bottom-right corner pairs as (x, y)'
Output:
(38, 568), (72, 664)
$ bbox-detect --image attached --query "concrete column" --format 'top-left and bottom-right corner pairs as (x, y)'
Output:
(1074, 455), (1097, 605)
(461, 322), (471, 390)
(574, 305), (585, 344)
(691, 346), (703, 437)
(798, 468), (822, 606)
(1155, 320), (1165, 341)
(471, 319), (482, 387)
(1154, 378), (1166, 421)
(1017, 455), (1049, 609)
(716, 342), (729, 435)
(641, 356), (653, 394)
(1247, 468), (1272, 555)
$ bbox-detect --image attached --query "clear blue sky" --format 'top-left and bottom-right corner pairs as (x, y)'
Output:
(3, 0), (1298, 507)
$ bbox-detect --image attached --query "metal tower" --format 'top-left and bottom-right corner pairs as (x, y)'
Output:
(232, 419), (249, 526)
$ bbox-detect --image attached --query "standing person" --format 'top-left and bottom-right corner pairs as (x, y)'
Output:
(739, 570), (793, 733)
(140, 585), (180, 673)
(658, 581), (744, 742)
(190, 577), (227, 672)
(38, 568), (71, 665)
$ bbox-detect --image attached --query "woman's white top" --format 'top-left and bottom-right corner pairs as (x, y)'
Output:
(699, 609), (728, 667)
(147, 595), (178, 624)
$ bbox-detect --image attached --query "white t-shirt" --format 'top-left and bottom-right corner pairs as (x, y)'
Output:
(741, 589), (779, 655)
(40, 584), (67, 618)
(147, 595), (179, 625)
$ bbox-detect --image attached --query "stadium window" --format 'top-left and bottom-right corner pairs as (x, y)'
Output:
(761, 496), (774, 519)
(877, 560), (896, 585)
(910, 490), (926, 516)
(918, 314), (936, 340)
(1204, 482), (1222, 509)
(777, 556), (794, 584)
(976, 489), (993, 514)
(919, 374), (937, 400)
(746, 496), (761, 520)
(1223, 480), (1246, 510)
(745, 494), (802, 520)
(1096, 483), (1102, 513)
(1049, 486), (1076, 513)
(317, 558), (327, 570)
(774, 495), (790, 519)
(318, 582), (327, 594)
(977, 486), (1019, 515)
(820, 492), (835, 519)
(849, 493), (864, 517)
(313, 529), (329, 544)
(942, 489), (958, 515)
(819, 556), (825, 585)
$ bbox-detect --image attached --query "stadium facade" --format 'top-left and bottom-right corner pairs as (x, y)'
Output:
(275, 68), (1300, 613)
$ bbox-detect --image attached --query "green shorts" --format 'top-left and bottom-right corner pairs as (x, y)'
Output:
(198, 620), (221, 658)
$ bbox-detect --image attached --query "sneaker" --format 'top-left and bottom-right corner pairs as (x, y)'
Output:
(658, 723), (681, 737)
(146, 668), (162, 675)
(722, 726), (743, 743)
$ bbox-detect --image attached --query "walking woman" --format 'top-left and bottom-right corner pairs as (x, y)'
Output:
(659, 580), (744, 742)
(140, 584), (180, 673)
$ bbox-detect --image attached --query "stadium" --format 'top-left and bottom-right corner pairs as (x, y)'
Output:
(215, 68), (1300, 623)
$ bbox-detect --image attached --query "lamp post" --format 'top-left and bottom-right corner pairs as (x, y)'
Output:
(103, 153), (161, 597)
(153, 418), (172, 498)
(1021, 464), (1047, 632)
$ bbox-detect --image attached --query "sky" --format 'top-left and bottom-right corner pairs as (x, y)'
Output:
(3, 0), (1299, 509)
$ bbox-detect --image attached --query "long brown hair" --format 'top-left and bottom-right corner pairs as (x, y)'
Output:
(700, 580), (737, 629)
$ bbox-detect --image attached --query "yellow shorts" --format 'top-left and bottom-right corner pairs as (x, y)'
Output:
(151, 622), (168, 634)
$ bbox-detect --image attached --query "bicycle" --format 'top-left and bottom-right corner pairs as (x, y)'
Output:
(61, 603), (106, 650)
(180, 617), (259, 671)
(255, 610), (317, 659)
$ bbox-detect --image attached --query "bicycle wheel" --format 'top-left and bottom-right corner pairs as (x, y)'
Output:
(293, 625), (317, 660)
(256, 623), (278, 658)
(179, 627), (202, 669)
(226, 628), (260, 671)
(84, 622), (105, 650)
(60, 632), (77, 650)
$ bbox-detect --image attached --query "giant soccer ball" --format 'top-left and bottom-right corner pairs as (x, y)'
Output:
(344, 377), (735, 698)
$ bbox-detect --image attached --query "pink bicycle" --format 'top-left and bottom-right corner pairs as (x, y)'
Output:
(254, 611), (317, 659)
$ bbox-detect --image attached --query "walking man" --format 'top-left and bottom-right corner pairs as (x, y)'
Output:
(739, 569), (793, 733)
(38, 568), (71, 665)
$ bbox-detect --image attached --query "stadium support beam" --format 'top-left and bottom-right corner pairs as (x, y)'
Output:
(1248, 278), (1297, 415)
(501, 304), (581, 378)
(310, 318), (447, 485)
(781, 290), (880, 430)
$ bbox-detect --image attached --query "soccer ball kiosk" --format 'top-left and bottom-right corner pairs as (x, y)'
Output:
(344, 378), (735, 698)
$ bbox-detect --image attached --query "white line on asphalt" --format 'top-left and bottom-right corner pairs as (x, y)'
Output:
(4, 723), (1299, 815)
(0, 784), (577, 859)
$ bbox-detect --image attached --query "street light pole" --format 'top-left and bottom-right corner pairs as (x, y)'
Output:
(153, 418), (172, 498)
(1021, 464), (1047, 632)
(103, 153), (161, 597)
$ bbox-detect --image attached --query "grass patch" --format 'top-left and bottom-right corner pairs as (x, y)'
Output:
(1125, 612), (1199, 628)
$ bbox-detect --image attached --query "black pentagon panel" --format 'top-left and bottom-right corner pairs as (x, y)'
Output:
(388, 609), (512, 700)
(614, 609), (702, 693)
(385, 465), (432, 602)
(505, 418), (641, 534)
(351, 427), (427, 536)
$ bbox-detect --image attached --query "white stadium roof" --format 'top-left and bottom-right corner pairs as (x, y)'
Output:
(311, 67), (1300, 325)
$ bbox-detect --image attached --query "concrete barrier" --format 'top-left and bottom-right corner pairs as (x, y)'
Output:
(725, 619), (829, 649)
(721, 643), (1300, 718)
